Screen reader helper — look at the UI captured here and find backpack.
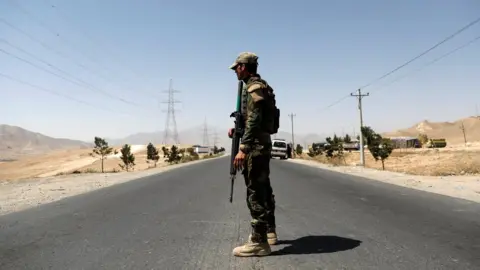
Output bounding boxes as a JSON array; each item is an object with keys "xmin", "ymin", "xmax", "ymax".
[{"xmin": 245, "ymin": 77, "xmax": 280, "ymax": 135}]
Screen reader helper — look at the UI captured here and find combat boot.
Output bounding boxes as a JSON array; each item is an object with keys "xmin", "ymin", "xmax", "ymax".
[
  {"xmin": 267, "ymin": 228, "xmax": 278, "ymax": 245},
  {"xmin": 232, "ymin": 233, "xmax": 271, "ymax": 257}
]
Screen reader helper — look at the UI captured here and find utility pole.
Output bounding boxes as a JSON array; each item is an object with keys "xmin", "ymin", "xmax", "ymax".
[
  {"xmin": 351, "ymin": 89, "xmax": 369, "ymax": 166},
  {"xmin": 460, "ymin": 121, "xmax": 467, "ymax": 146},
  {"xmin": 476, "ymin": 104, "xmax": 479, "ymax": 119},
  {"xmin": 288, "ymin": 113, "xmax": 296, "ymax": 158},
  {"xmin": 161, "ymin": 79, "xmax": 181, "ymax": 145}
]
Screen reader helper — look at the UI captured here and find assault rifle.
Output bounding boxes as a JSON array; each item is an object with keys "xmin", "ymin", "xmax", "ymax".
[{"xmin": 229, "ymin": 80, "xmax": 244, "ymax": 203}]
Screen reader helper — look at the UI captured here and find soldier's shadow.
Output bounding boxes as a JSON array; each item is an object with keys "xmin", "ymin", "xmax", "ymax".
[{"xmin": 270, "ymin": 235, "xmax": 362, "ymax": 256}]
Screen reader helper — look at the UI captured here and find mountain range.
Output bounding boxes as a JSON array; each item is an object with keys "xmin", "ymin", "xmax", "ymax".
[
  {"xmin": 2, "ymin": 115, "xmax": 478, "ymax": 160},
  {"xmin": 0, "ymin": 124, "xmax": 328, "ymax": 160},
  {"xmin": 382, "ymin": 116, "xmax": 480, "ymax": 145},
  {"xmin": 0, "ymin": 124, "xmax": 92, "ymax": 161}
]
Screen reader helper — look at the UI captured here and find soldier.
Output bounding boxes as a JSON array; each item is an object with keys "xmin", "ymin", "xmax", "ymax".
[{"xmin": 227, "ymin": 52, "xmax": 278, "ymax": 257}]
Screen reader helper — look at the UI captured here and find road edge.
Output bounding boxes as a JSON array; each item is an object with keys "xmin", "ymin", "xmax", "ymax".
[
  {"xmin": 285, "ymin": 158, "xmax": 480, "ymax": 204},
  {"xmin": 0, "ymin": 154, "xmax": 227, "ymax": 216}
]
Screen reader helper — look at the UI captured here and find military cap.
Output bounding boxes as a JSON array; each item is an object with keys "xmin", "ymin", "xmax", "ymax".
[{"xmin": 229, "ymin": 52, "xmax": 259, "ymax": 70}]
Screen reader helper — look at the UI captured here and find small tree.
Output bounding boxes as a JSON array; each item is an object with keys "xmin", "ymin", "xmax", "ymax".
[
  {"xmin": 178, "ymin": 148, "xmax": 186, "ymax": 160},
  {"xmin": 186, "ymin": 147, "xmax": 199, "ymax": 160},
  {"xmin": 307, "ymin": 143, "xmax": 322, "ymax": 157},
  {"xmin": 362, "ymin": 127, "xmax": 394, "ymax": 170},
  {"xmin": 91, "ymin": 137, "xmax": 115, "ymax": 173},
  {"xmin": 161, "ymin": 146, "xmax": 170, "ymax": 158},
  {"xmin": 369, "ymin": 137, "xmax": 394, "ymax": 170},
  {"xmin": 361, "ymin": 126, "xmax": 376, "ymax": 145},
  {"xmin": 332, "ymin": 133, "xmax": 342, "ymax": 144},
  {"xmin": 118, "ymin": 144, "xmax": 135, "ymax": 171},
  {"xmin": 344, "ymin": 134, "xmax": 352, "ymax": 143},
  {"xmin": 295, "ymin": 144, "xmax": 303, "ymax": 155},
  {"xmin": 146, "ymin": 142, "xmax": 160, "ymax": 167},
  {"xmin": 165, "ymin": 145, "xmax": 182, "ymax": 164}
]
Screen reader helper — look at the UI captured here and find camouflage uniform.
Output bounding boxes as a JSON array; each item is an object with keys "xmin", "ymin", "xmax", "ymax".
[{"xmin": 229, "ymin": 52, "xmax": 278, "ymax": 257}]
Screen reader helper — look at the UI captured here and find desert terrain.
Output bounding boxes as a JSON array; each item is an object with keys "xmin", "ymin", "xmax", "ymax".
[
  {"xmin": 300, "ymin": 116, "xmax": 480, "ymax": 176},
  {"xmin": 1, "ymin": 116, "xmax": 479, "ymax": 215},
  {"xmin": 2, "ymin": 116, "xmax": 480, "ymax": 180},
  {"xmin": 0, "ymin": 125, "xmax": 225, "ymax": 215},
  {"xmin": 0, "ymin": 142, "xmax": 204, "ymax": 182},
  {"xmin": 291, "ymin": 116, "xmax": 480, "ymax": 203}
]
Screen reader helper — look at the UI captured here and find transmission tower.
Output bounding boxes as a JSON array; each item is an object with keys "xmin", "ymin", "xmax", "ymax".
[
  {"xmin": 212, "ymin": 128, "xmax": 220, "ymax": 147},
  {"xmin": 161, "ymin": 79, "xmax": 181, "ymax": 145},
  {"xmin": 202, "ymin": 117, "xmax": 210, "ymax": 146}
]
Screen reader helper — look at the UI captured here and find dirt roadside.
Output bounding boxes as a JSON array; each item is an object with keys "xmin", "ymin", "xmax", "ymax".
[
  {"xmin": 0, "ymin": 155, "xmax": 224, "ymax": 216},
  {"xmin": 287, "ymin": 158, "xmax": 480, "ymax": 204}
]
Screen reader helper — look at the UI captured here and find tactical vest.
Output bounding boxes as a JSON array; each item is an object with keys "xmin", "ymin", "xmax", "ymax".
[{"xmin": 241, "ymin": 76, "xmax": 280, "ymax": 135}]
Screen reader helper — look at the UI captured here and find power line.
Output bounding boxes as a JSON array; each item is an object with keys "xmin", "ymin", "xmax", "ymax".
[
  {"xmin": 368, "ymin": 34, "xmax": 480, "ymax": 95},
  {"xmin": 0, "ymin": 18, "xmax": 110, "ymax": 82},
  {"xmin": 1, "ymin": 38, "xmax": 157, "ymax": 101},
  {"xmin": 4, "ymin": 1, "xmax": 158, "ymax": 99},
  {"xmin": 7, "ymin": 0, "xmax": 116, "ymax": 79},
  {"xmin": 42, "ymin": 0, "xmax": 150, "ymax": 83},
  {"xmin": 317, "ymin": 94, "xmax": 351, "ymax": 112},
  {"xmin": 0, "ymin": 47, "xmax": 145, "ymax": 108},
  {"xmin": 0, "ymin": 72, "xmax": 131, "ymax": 116},
  {"xmin": 317, "ymin": 23, "xmax": 480, "ymax": 113},
  {"xmin": 1, "ymin": 39, "xmax": 78, "ymax": 82},
  {"xmin": 359, "ymin": 15, "xmax": 480, "ymax": 90}
]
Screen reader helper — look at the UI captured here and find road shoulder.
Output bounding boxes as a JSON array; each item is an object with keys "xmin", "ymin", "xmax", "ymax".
[
  {"xmin": 286, "ymin": 158, "xmax": 480, "ymax": 204},
  {"xmin": 0, "ymin": 155, "xmax": 226, "ymax": 216}
]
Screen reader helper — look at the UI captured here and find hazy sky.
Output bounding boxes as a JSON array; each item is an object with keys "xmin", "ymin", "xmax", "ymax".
[{"xmin": 1, "ymin": 0, "xmax": 479, "ymax": 141}]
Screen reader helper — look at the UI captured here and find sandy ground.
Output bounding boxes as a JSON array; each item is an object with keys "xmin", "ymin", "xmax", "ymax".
[
  {"xmin": 0, "ymin": 144, "xmax": 194, "ymax": 181},
  {"xmin": 0, "ymin": 154, "xmax": 224, "ymax": 216},
  {"xmin": 295, "ymin": 142, "xmax": 480, "ymax": 203},
  {"xmin": 288, "ymin": 157, "xmax": 480, "ymax": 204},
  {"xmin": 302, "ymin": 142, "xmax": 480, "ymax": 176}
]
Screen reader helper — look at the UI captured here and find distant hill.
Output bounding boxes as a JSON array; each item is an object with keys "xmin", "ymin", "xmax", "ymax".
[
  {"xmin": 108, "ymin": 127, "xmax": 329, "ymax": 152},
  {"xmin": 0, "ymin": 124, "xmax": 92, "ymax": 160},
  {"xmin": 0, "ymin": 123, "xmax": 331, "ymax": 161},
  {"xmin": 106, "ymin": 125, "xmax": 229, "ymax": 147},
  {"xmin": 382, "ymin": 116, "xmax": 480, "ymax": 145}
]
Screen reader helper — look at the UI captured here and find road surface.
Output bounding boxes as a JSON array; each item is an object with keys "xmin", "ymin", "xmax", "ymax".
[{"xmin": 1, "ymin": 157, "xmax": 479, "ymax": 269}]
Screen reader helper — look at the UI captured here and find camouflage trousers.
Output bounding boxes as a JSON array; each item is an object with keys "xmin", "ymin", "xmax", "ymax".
[{"xmin": 242, "ymin": 150, "xmax": 276, "ymax": 239}]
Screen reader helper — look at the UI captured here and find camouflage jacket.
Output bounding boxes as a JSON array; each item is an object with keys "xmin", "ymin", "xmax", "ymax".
[{"xmin": 239, "ymin": 75, "xmax": 272, "ymax": 154}]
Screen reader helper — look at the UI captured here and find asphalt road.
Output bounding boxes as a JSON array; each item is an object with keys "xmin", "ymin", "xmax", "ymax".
[{"xmin": 1, "ymin": 156, "xmax": 479, "ymax": 269}]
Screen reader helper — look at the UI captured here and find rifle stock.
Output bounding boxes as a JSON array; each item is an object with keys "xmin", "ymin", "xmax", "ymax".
[{"xmin": 229, "ymin": 80, "xmax": 244, "ymax": 203}]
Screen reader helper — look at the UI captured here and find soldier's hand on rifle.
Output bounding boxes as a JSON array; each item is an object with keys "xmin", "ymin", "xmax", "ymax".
[
  {"xmin": 233, "ymin": 150, "xmax": 245, "ymax": 170},
  {"xmin": 228, "ymin": 128, "xmax": 234, "ymax": 138}
]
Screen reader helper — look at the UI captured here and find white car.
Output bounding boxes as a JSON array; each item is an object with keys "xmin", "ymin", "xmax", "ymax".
[{"xmin": 271, "ymin": 139, "xmax": 289, "ymax": 159}]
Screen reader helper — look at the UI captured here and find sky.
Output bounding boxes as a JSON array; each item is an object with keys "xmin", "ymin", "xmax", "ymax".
[{"xmin": 1, "ymin": 0, "xmax": 479, "ymax": 142}]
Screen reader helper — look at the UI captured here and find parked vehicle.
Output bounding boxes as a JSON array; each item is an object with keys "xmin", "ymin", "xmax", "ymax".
[
  {"xmin": 271, "ymin": 139, "xmax": 289, "ymax": 159},
  {"xmin": 343, "ymin": 141, "xmax": 360, "ymax": 151},
  {"xmin": 425, "ymin": 138, "xmax": 447, "ymax": 148}
]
